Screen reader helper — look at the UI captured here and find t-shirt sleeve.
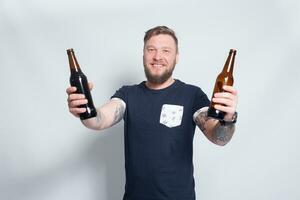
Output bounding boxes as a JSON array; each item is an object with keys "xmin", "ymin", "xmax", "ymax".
[
  {"xmin": 111, "ymin": 86, "xmax": 128, "ymax": 104},
  {"xmin": 193, "ymin": 87, "xmax": 210, "ymax": 114}
]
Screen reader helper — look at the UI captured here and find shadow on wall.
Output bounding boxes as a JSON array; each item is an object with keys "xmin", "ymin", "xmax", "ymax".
[
  {"xmin": 86, "ymin": 126, "xmax": 125, "ymax": 200},
  {"xmin": 3, "ymin": 126, "xmax": 125, "ymax": 200},
  {"xmin": 2, "ymin": 71, "xmax": 138, "ymax": 200}
]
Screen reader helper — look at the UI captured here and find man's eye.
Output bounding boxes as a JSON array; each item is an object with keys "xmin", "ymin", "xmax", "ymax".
[
  {"xmin": 163, "ymin": 49, "xmax": 170, "ymax": 53},
  {"xmin": 148, "ymin": 48, "xmax": 155, "ymax": 52}
]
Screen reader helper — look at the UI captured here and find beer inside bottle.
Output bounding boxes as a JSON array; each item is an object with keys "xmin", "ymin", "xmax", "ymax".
[
  {"xmin": 207, "ymin": 49, "xmax": 236, "ymax": 120},
  {"xmin": 67, "ymin": 48, "xmax": 97, "ymax": 120}
]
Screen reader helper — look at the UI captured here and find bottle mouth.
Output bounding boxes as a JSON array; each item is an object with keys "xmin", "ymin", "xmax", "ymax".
[
  {"xmin": 67, "ymin": 48, "xmax": 74, "ymax": 53},
  {"xmin": 230, "ymin": 49, "xmax": 237, "ymax": 55}
]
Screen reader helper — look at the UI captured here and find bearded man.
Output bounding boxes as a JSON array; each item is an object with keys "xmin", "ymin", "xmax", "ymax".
[{"xmin": 66, "ymin": 26, "xmax": 238, "ymax": 200}]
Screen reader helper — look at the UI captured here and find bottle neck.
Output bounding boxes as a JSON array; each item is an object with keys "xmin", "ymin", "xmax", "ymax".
[
  {"xmin": 222, "ymin": 49, "xmax": 236, "ymax": 75},
  {"xmin": 67, "ymin": 49, "xmax": 82, "ymax": 73}
]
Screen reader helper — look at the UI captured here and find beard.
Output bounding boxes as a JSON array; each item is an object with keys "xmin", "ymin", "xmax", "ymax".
[{"xmin": 143, "ymin": 61, "xmax": 176, "ymax": 85}]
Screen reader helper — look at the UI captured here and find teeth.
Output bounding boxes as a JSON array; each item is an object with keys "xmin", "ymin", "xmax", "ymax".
[{"xmin": 153, "ymin": 64, "xmax": 163, "ymax": 67}]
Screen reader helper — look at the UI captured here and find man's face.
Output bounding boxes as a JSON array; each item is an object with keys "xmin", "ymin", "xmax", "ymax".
[{"xmin": 143, "ymin": 34, "xmax": 179, "ymax": 84}]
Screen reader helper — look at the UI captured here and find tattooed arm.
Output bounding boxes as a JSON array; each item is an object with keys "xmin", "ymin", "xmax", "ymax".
[
  {"xmin": 193, "ymin": 85, "xmax": 238, "ymax": 145},
  {"xmin": 81, "ymin": 97, "xmax": 126, "ymax": 130},
  {"xmin": 193, "ymin": 107, "xmax": 235, "ymax": 146}
]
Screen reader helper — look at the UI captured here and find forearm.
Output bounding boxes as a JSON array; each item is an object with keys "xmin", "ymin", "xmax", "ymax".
[
  {"xmin": 210, "ymin": 121, "xmax": 235, "ymax": 146},
  {"xmin": 81, "ymin": 98, "xmax": 125, "ymax": 131},
  {"xmin": 81, "ymin": 109, "xmax": 104, "ymax": 130},
  {"xmin": 194, "ymin": 107, "xmax": 236, "ymax": 146}
]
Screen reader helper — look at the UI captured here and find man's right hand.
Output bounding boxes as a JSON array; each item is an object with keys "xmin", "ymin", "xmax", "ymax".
[
  {"xmin": 66, "ymin": 82, "xmax": 94, "ymax": 118},
  {"xmin": 66, "ymin": 82, "xmax": 126, "ymax": 130}
]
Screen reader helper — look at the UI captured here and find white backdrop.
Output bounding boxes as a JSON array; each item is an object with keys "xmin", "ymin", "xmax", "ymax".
[{"xmin": 1, "ymin": 0, "xmax": 299, "ymax": 199}]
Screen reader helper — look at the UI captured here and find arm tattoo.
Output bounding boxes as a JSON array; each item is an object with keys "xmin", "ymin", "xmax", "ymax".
[
  {"xmin": 211, "ymin": 123, "xmax": 235, "ymax": 146},
  {"xmin": 194, "ymin": 107, "xmax": 235, "ymax": 146},
  {"xmin": 194, "ymin": 109, "xmax": 210, "ymax": 133},
  {"xmin": 113, "ymin": 103, "xmax": 125, "ymax": 124}
]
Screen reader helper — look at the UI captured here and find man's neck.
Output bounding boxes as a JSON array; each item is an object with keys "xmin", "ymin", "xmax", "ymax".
[{"xmin": 145, "ymin": 77, "xmax": 175, "ymax": 90}]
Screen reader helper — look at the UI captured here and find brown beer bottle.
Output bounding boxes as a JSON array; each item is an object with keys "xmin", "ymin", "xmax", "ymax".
[
  {"xmin": 207, "ymin": 49, "xmax": 236, "ymax": 120},
  {"xmin": 67, "ymin": 48, "xmax": 97, "ymax": 120}
]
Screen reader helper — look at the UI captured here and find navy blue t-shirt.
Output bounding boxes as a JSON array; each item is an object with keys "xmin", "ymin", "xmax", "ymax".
[{"xmin": 111, "ymin": 79, "xmax": 210, "ymax": 200}]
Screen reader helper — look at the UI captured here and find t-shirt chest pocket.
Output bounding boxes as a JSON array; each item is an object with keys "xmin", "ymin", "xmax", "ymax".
[{"xmin": 159, "ymin": 104, "xmax": 184, "ymax": 128}]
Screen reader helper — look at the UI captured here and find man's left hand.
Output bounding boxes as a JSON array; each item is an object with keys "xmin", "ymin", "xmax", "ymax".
[{"xmin": 211, "ymin": 85, "xmax": 238, "ymax": 121}]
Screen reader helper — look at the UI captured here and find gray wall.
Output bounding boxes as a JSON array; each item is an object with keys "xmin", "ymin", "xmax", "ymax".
[{"xmin": 1, "ymin": 0, "xmax": 299, "ymax": 199}]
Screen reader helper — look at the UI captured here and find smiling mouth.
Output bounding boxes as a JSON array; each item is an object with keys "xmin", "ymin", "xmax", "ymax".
[{"xmin": 151, "ymin": 63, "xmax": 164, "ymax": 68}]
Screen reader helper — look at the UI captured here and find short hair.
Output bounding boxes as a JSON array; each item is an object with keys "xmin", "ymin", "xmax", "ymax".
[{"xmin": 144, "ymin": 26, "xmax": 178, "ymax": 51}]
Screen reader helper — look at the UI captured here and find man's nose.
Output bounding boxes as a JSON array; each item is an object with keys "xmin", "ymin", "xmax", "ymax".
[{"xmin": 153, "ymin": 51, "xmax": 162, "ymax": 60}]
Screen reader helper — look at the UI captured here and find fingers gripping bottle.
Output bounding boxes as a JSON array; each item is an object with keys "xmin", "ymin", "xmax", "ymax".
[
  {"xmin": 67, "ymin": 48, "xmax": 97, "ymax": 120},
  {"xmin": 207, "ymin": 49, "xmax": 236, "ymax": 120}
]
